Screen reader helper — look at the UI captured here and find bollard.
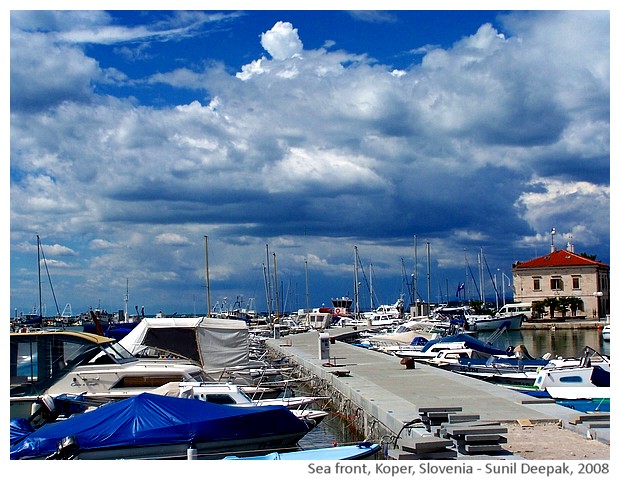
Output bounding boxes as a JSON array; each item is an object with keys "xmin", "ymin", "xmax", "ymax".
[{"xmin": 400, "ymin": 357, "xmax": 415, "ymax": 369}]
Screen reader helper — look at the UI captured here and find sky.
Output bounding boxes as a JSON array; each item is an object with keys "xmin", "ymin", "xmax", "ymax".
[{"xmin": 7, "ymin": 6, "xmax": 612, "ymax": 319}]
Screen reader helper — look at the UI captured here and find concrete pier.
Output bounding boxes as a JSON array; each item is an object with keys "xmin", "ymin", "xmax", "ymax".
[{"xmin": 264, "ymin": 327, "xmax": 609, "ymax": 458}]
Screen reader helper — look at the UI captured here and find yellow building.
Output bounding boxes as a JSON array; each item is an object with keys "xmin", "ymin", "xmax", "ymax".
[{"xmin": 512, "ymin": 244, "xmax": 610, "ymax": 319}]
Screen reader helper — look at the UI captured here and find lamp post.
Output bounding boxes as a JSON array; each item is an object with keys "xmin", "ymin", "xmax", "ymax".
[{"xmin": 593, "ymin": 291, "xmax": 603, "ymax": 319}]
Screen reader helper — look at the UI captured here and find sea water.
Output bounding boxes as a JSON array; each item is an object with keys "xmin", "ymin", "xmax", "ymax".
[
  {"xmin": 298, "ymin": 411, "xmax": 363, "ymax": 449},
  {"xmin": 477, "ymin": 327, "xmax": 610, "ymax": 358}
]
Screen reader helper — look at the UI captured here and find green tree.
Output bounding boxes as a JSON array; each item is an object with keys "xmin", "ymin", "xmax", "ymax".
[
  {"xmin": 532, "ymin": 301, "xmax": 545, "ymax": 319},
  {"xmin": 544, "ymin": 297, "xmax": 560, "ymax": 319},
  {"xmin": 556, "ymin": 297, "xmax": 571, "ymax": 318},
  {"xmin": 564, "ymin": 296, "xmax": 581, "ymax": 317}
]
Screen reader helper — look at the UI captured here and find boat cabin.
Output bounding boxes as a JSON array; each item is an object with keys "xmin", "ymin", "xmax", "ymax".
[{"xmin": 10, "ymin": 331, "xmax": 209, "ymax": 419}]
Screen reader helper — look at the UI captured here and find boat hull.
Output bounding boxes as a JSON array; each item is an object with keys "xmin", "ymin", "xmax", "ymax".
[
  {"xmin": 10, "ymin": 393, "xmax": 311, "ymax": 460},
  {"xmin": 223, "ymin": 442, "xmax": 381, "ymax": 460},
  {"xmin": 601, "ymin": 325, "xmax": 610, "ymax": 341},
  {"xmin": 71, "ymin": 431, "xmax": 310, "ymax": 460},
  {"xmin": 466, "ymin": 314, "xmax": 524, "ymax": 331}
]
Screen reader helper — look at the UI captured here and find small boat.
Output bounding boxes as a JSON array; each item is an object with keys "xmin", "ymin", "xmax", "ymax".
[
  {"xmin": 152, "ymin": 381, "xmax": 330, "ymax": 426},
  {"xmin": 362, "ymin": 297, "xmax": 405, "ymax": 324},
  {"xmin": 518, "ymin": 346, "xmax": 611, "ymax": 410},
  {"xmin": 534, "ymin": 363, "xmax": 610, "ymax": 393},
  {"xmin": 223, "ymin": 441, "xmax": 382, "ymax": 460},
  {"xmin": 10, "ymin": 330, "xmax": 211, "ymax": 421},
  {"xmin": 465, "ymin": 312, "xmax": 524, "ymax": 331},
  {"xmin": 432, "ymin": 344, "xmax": 551, "ymax": 387},
  {"xmin": 393, "ymin": 326, "xmax": 514, "ymax": 363},
  {"xmin": 427, "ymin": 305, "xmax": 523, "ymax": 332},
  {"xmin": 11, "ymin": 392, "xmax": 313, "ymax": 460},
  {"xmin": 601, "ymin": 324, "xmax": 610, "ymax": 341}
]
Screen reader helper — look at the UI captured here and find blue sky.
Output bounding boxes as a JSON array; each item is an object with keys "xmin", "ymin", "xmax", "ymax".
[{"xmin": 8, "ymin": 7, "xmax": 611, "ymax": 318}]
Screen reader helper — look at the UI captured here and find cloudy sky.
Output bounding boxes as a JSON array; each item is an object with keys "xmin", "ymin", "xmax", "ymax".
[{"xmin": 8, "ymin": 8, "xmax": 611, "ymax": 318}]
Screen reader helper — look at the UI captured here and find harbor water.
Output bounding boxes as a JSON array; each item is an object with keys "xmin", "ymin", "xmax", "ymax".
[
  {"xmin": 298, "ymin": 412, "xmax": 364, "ymax": 449},
  {"xmin": 477, "ymin": 326, "xmax": 610, "ymax": 358}
]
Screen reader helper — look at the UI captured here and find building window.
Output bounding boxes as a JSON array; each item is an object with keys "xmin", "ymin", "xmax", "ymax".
[
  {"xmin": 533, "ymin": 278, "xmax": 541, "ymax": 291},
  {"xmin": 572, "ymin": 276, "xmax": 581, "ymax": 290},
  {"xmin": 550, "ymin": 278, "xmax": 563, "ymax": 291}
]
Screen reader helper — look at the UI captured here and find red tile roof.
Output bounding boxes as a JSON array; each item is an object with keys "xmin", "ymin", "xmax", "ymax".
[{"xmin": 514, "ymin": 249, "xmax": 608, "ymax": 269}]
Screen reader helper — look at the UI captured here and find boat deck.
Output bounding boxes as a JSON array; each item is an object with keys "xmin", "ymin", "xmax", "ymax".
[{"xmin": 264, "ymin": 328, "xmax": 609, "ymax": 446}]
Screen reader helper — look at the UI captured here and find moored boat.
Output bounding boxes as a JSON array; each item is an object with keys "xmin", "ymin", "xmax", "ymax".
[
  {"xmin": 515, "ymin": 346, "xmax": 611, "ymax": 411},
  {"xmin": 152, "ymin": 381, "xmax": 330, "ymax": 426},
  {"xmin": 465, "ymin": 312, "xmax": 524, "ymax": 331},
  {"xmin": 11, "ymin": 392, "xmax": 313, "ymax": 460},
  {"xmin": 223, "ymin": 441, "xmax": 381, "ymax": 460},
  {"xmin": 392, "ymin": 328, "xmax": 514, "ymax": 363},
  {"xmin": 601, "ymin": 324, "xmax": 610, "ymax": 341},
  {"xmin": 10, "ymin": 330, "xmax": 210, "ymax": 420}
]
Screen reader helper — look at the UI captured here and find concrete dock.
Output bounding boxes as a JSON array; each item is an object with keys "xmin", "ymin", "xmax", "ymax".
[{"xmin": 264, "ymin": 327, "xmax": 610, "ymax": 458}]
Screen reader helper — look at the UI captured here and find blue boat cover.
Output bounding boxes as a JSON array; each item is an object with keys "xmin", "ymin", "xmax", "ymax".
[
  {"xmin": 10, "ymin": 418, "xmax": 35, "ymax": 446},
  {"xmin": 421, "ymin": 333, "xmax": 511, "ymax": 356},
  {"xmin": 10, "ymin": 393, "xmax": 309, "ymax": 460}
]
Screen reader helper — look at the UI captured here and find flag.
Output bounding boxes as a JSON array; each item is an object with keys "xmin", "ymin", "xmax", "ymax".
[{"xmin": 456, "ymin": 283, "xmax": 465, "ymax": 296}]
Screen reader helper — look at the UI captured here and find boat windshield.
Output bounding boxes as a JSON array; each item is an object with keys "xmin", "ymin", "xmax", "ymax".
[
  {"xmin": 10, "ymin": 333, "xmax": 134, "ymax": 397},
  {"xmin": 99, "ymin": 342, "xmax": 137, "ymax": 364}
]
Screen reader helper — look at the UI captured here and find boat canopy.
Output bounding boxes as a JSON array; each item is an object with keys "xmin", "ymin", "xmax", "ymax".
[
  {"xmin": 11, "ymin": 392, "xmax": 308, "ymax": 460},
  {"xmin": 119, "ymin": 317, "xmax": 249, "ymax": 371},
  {"xmin": 421, "ymin": 333, "xmax": 511, "ymax": 357}
]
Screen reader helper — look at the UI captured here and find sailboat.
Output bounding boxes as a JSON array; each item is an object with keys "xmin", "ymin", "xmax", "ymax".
[{"xmin": 13, "ymin": 235, "xmax": 61, "ymax": 329}]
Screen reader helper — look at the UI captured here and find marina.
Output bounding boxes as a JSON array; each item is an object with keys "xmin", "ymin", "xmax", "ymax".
[
  {"xmin": 262, "ymin": 321, "xmax": 610, "ymax": 460},
  {"xmin": 10, "ymin": 314, "xmax": 610, "ymax": 460}
]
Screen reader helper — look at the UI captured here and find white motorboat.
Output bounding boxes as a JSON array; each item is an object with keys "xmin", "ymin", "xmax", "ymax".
[
  {"xmin": 362, "ymin": 297, "xmax": 405, "ymax": 323},
  {"xmin": 153, "ymin": 381, "xmax": 330, "ymax": 426},
  {"xmin": 465, "ymin": 312, "xmax": 524, "ymax": 331},
  {"xmin": 533, "ymin": 346, "xmax": 610, "ymax": 400},
  {"xmin": 10, "ymin": 330, "xmax": 211, "ymax": 421},
  {"xmin": 601, "ymin": 324, "xmax": 610, "ymax": 341},
  {"xmin": 393, "ymin": 330, "xmax": 512, "ymax": 363}
]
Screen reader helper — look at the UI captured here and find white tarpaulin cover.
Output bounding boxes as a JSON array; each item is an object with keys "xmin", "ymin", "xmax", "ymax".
[{"xmin": 119, "ymin": 317, "xmax": 249, "ymax": 371}]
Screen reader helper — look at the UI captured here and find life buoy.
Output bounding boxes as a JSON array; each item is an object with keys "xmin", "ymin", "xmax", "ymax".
[{"xmin": 335, "ymin": 308, "xmax": 341, "ymax": 315}]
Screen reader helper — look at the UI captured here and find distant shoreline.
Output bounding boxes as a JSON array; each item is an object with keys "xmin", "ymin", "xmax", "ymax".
[{"xmin": 521, "ymin": 319, "xmax": 607, "ymax": 330}]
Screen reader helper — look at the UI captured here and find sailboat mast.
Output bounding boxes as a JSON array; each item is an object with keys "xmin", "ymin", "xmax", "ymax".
[
  {"xmin": 479, "ymin": 247, "xmax": 485, "ymax": 304},
  {"xmin": 263, "ymin": 264, "xmax": 271, "ymax": 319},
  {"xmin": 272, "ymin": 252, "xmax": 279, "ymax": 317},
  {"xmin": 37, "ymin": 234, "xmax": 42, "ymax": 322},
  {"xmin": 369, "ymin": 262, "xmax": 374, "ymax": 311},
  {"xmin": 305, "ymin": 260, "xmax": 309, "ymax": 313},
  {"xmin": 354, "ymin": 246, "xmax": 360, "ymax": 318},
  {"xmin": 124, "ymin": 278, "xmax": 129, "ymax": 322},
  {"xmin": 265, "ymin": 244, "xmax": 272, "ymax": 316},
  {"xmin": 426, "ymin": 242, "xmax": 431, "ymax": 313},
  {"xmin": 204, "ymin": 236, "xmax": 211, "ymax": 316},
  {"xmin": 413, "ymin": 235, "xmax": 418, "ymax": 303}
]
